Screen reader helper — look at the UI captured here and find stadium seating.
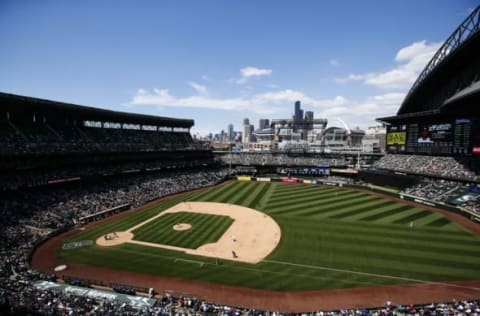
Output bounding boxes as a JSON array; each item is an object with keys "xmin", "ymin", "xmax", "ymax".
[
  {"xmin": 1, "ymin": 92, "xmax": 480, "ymax": 313},
  {"xmin": 0, "ymin": 122, "xmax": 196, "ymax": 155},
  {"xmin": 373, "ymin": 154, "xmax": 480, "ymax": 181}
]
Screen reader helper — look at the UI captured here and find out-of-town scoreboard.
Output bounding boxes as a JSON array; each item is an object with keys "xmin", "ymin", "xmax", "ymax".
[{"xmin": 386, "ymin": 119, "xmax": 480, "ymax": 156}]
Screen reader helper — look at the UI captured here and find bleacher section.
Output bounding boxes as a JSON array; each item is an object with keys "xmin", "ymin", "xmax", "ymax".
[
  {"xmin": 218, "ymin": 152, "xmax": 349, "ymax": 166},
  {"xmin": 373, "ymin": 154, "xmax": 480, "ymax": 181},
  {"xmin": 0, "ymin": 114, "xmax": 195, "ymax": 156},
  {"xmin": 0, "ymin": 92, "xmax": 214, "ymax": 192}
]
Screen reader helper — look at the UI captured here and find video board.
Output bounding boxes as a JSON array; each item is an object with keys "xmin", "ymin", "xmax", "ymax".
[
  {"xmin": 408, "ymin": 122, "xmax": 453, "ymax": 155},
  {"xmin": 388, "ymin": 119, "xmax": 479, "ymax": 155},
  {"xmin": 386, "ymin": 124, "xmax": 406, "ymax": 153}
]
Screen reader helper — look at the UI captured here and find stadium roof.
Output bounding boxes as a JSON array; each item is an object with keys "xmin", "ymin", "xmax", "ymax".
[
  {"xmin": 443, "ymin": 80, "xmax": 480, "ymax": 106},
  {"xmin": 0, "ymin": 92, "xmax": 194, "ymax": 128},
  {"xmin": 378, "ymin": 6, "xmax": 480, "ymax": 123}
]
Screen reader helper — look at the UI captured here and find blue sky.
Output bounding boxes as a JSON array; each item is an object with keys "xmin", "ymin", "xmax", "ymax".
[{"xmin": 0, "ymin": 0, "xmax": 476, "ymax": 136}]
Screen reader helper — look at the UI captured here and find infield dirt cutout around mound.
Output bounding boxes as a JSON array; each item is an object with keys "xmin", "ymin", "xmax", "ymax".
[
  {"xmin": 96, "ymin": 202, "xmax": 281, "ymax": 264},
  {"xmin": 173, "ymin": 223, "xmax": 192, "ymax": 231}
]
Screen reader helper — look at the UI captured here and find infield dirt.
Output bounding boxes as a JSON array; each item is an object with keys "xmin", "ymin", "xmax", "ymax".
[{"xmin": 95, "ymin": 201, "xmax": 281, "ymax": 264}]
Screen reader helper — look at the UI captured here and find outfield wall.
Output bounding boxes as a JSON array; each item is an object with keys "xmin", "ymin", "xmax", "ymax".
[{"xmin": 236, "ymin": 175, "xmax": 480, "ymax": 222}]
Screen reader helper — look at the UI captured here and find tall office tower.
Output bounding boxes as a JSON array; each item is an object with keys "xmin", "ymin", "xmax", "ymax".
[
  {"xmin": 227, "ymin": 123, "xmax": 234, "ymax": 142},
  {"xmin": 294, "ymin": 101, "xmax": 303, "ymax": 120},
  {"xmin": 293, "ymin": 101, "xmax": 304, "ymax": 131},
  {"xmin": 305, "ymin": 111, "xmax": 314, "ymax": 121},
  {"xmin": 249, "ymin": 124, "xmax": 255, "ymax": 142},
  {"xmin": 259, "ymin": 118, "xmax": 270, "ymax": 130},
  {"xmin": 243, "ymin": 118, "xmax": 251, "ymax": 144}
]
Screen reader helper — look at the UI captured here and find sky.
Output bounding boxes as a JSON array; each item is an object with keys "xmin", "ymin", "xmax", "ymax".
[{"xmin": 0, "ymin": 0, "xmax": 477, "ymax": 137}]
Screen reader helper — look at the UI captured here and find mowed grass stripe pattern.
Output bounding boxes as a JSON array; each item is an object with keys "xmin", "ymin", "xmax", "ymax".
[
  {"xmin": 58, "ymin": 181, "xmax": 480, "ymax": 291},
  {"xmin": 132, "ymin": 212, "xmax": 234, "ymax": 249}
]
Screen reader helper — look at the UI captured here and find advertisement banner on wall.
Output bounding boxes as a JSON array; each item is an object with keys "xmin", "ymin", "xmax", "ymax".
[{"xmin": 281, "ymin": 177, "xmax": 298, "ymax": 183}]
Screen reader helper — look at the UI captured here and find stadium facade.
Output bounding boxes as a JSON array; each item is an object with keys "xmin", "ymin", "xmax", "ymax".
[{"xmin": 0, "ymin": 92, "xmax": 216, "ymax": 191}]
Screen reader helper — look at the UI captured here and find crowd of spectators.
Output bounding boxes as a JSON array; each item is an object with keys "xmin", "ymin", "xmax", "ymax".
[
  {"xmin": 0, "ymin": 168, "xmax": 229, "ymax": 241},
  {"xmin": 1, "ymin": 166, "xmax": 480, "ymax": 314},
  {"xmin": 1, "ymin": 158, "xmax": 215, "ymax": 192},
  {"xmin": 0, "ymin": 166, "xmax": 231, "ymax": 314},
  {"xmin": 401, "ymin": 178, "xmax": 480, "ymax": 214},
  {"xmin": 1, "ymin": 116, "xmax": 480, "ymax": 314},
  {"xmin": 234, "ymin": 166, "xmax": 258, "ymax": 175},
  {"xmin": 0, "ymin": 122, "xmax": 203, "ymax": 156},
  {"xmin": 320, "ymin": 176, "xmax": 357, "ymax": 185},
  {"xmin": 373, "ymin": 155, "xmax": 480, "ymax": 181},
  {"xmin": 112, "ymin": 284, "xmax": 136, "ymax": 296},
  {"xmin": 3, "ymin": 281, "xmax": 480, "ymax": 316},
  {"xmin": 218, "ymin": 153, "xmax": 347, "ymax": 167}
]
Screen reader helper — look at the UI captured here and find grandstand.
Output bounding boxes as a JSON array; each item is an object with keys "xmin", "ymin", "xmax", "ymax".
[
  {"xmin": 0, "ymin": 92, "xmax": 196, "ymax": 154},
  {"xmin": 0, "ymin": 92, "xmax": 230, "ymax": 314},
  {"xmin": 373, "ymin": 6, "xmax": 480, "ymax": 214},
  {"xmin": 0, "ymin": 92, "xmax": 219, "ymax": 191}
]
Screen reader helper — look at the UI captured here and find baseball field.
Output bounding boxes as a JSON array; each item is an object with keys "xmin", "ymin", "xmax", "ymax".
[{"xmin": 53, "ymin": 180, "xmax": 480, "ymax": 293}]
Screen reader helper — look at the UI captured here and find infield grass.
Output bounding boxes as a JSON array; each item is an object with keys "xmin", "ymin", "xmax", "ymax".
[
  {"xmin": 132, "ymin": 212, "xmax": 233, "ymax": 248},
  {"xmin": 57, "ymin": 181, "xmax": 480, "ymax": 291}
]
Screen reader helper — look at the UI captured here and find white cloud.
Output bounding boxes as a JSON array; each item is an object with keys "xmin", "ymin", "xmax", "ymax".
[
  {"xmin": 131, "ymin": 88, "xmax": 279, "ymax": 114},
  {"xmin": 188, "ymin": 81, "xmax": 208, "ymax": 95},
  {"xmin": 320, "ymin": 92, "xmax": 405, "ymax": 129},
  {"xmin": 254, "ymin": 89, "xmax": 348, "ymax": 109},
  {"xmin": 356, "ymin": 92, "xmax": 405, "ymax": 115},
  {"xmin": 130, "ymin": 86, "xmax": 350, "ymax": 117},
  {"xmin": 395, "ymin": 40, "xmax": 434, "ymax": 62},
  {"xmin": 255, "ymin": 89, "xmax": 307, "ymax": 103},
  {"xmin": 241, "ymin": 66, "xmax": 272, "ymax": 77},
  {"xmin": 335, "ymin": 74, "xmax": 365, "ymax": 83},
  {"xmin": 236, "ymin": 66, "xmax": 272, "ymax": 84},
  {"xmin": 336, "ymin": 40, "xmax": 442, "ymax": 89},
  {"xmin": 329, "ymin": 58, "xmax": 340, "ymax": 66},
  {"xmin": 130, "ymin": 85, "xmax": 404, "ymax": 131}
]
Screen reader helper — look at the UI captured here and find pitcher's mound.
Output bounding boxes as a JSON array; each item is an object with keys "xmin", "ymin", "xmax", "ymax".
[
  {"xmin": 173, "ymin": 223, "xmax": 192, "ymax": 231},
  {"xmin": 96, "ymin": 231, "xmax": 133, "ymax": 246}
]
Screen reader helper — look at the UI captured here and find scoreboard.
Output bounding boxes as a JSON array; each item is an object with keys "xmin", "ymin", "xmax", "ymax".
[
  {"xmin": 453, "ymin": 119, "xmax": 471, "ymax": 155},
  {"xmin": 386, "ymin": 118, "xmax": 480, "ymax": 155},
  {"xmin": 386, "ymin": 124, "xmax": 406, "ymax": 153}
]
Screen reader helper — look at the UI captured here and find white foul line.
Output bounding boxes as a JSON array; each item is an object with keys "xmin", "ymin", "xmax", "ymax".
[{"xmin": 263, "ymin": 259, "xmax": 480, "ymax": 291}]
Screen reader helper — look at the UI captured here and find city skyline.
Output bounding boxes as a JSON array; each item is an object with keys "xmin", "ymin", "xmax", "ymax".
[{"xmin": 0, "ymin": 1, "xmax": 476, "ymax": 136}]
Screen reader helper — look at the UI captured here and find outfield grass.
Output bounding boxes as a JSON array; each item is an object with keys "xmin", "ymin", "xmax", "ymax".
[
  {"xmin": 57, "ymin": 181, "xmax": 480, "ymax": 291},
  {"xmin": 132, "ymin": 212, "xmax": 233, "ymax": 248}
]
